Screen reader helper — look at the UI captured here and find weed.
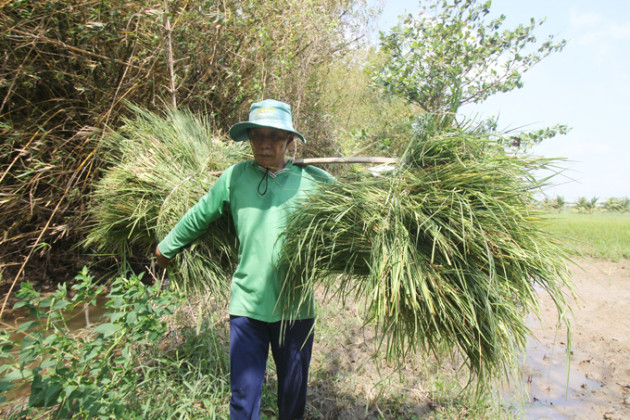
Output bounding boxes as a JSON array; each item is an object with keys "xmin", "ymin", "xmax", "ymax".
[{"xmin": 0, "ymin": 267, "xmax": 181, "ymax": 418}]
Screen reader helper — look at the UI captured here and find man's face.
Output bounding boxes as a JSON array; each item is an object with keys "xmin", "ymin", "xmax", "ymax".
[{"xmin": 249, "ymin": 127, "xmax": 294, "ymax": 170}]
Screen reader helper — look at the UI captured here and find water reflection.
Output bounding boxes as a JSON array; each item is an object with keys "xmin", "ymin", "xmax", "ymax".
[
  {"xmin": 505, "ymin": 318, "xmax": 602, "ymax": 419},
  {"xmin": 1, "ymin": 295, "xmax": 109, "ymax": 404}
]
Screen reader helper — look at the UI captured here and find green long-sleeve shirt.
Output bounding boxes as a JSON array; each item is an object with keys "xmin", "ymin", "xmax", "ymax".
[{"xmin": 157, "ymin": 159, "xmax": 332, "ymax": 322}]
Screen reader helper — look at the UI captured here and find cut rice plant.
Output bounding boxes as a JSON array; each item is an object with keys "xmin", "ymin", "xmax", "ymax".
[
  {"xmin": 85, "ymin": 105, "xmax": 246, "ymax": 294},
  {"xmin": 278, "ymin": 123, "xmax": 575, "ymax": 386}
]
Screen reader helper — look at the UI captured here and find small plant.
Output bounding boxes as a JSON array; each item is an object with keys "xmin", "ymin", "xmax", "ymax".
[{"xmin": 0, "ymin": 267, "xmax": 181, "ymax": 418}]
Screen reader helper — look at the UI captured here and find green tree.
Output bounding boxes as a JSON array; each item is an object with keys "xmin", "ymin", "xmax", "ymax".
[
  {"xmin": 602, "ymin": 197, "xmax": 630, "ymax": 213},
  {"xmin": 550, "ymin": 196, "xmax": 566, "ymax": 212},
  {"xmin": 575, "ymin": 197, "xmax": 598, "ymax": 214},
  {"xmin": 373, "ymin": 0, "xmax": 566, "ymax": 115},
  {"xmin": 319, "ymin": 48, "xmax": 419, "ymax": 157}
]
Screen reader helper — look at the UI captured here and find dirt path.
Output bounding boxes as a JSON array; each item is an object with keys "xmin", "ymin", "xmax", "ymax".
[{"xmin": 520, "ymin": 258, "xmax": 630, "ymax": 419}]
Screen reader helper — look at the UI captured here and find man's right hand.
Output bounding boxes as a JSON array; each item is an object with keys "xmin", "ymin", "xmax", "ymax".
[{"xmin": 155, "ymin": 246, "xmax": 172, "ymax": 269}]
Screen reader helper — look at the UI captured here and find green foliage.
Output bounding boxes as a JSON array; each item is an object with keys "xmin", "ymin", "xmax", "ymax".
[
  {"xmin": 132, "ymin": 321, "xmax": 231, "ymax": 419},
  {"xmin": 508, "ymin": 124, "xmax": 571, "ymax": 149},
  {"xmin": 542, "ymin": 213, "xmax": 630, "ymax": 261},
  {"xmin": 373, "ymin": 0, "xmax": 566, "ymax": 115},
  {"xmin": 0, "ymin": 267, "xmax": 181, "ymax": 418},
  {"xmin": 278, "ymin": 115, "xmax": 574, "ymax": 388}
]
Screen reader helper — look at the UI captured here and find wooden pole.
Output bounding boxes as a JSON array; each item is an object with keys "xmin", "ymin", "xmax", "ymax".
[
  {"xmin": 293, "ymin": 157, "xmax": 398, "ymax": 165},
  {"xmin": 208, "ymin": 157, "xmax": 398, "ymax": 177}
]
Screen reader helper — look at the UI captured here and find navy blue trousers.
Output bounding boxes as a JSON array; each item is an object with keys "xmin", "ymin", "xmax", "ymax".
[{"xmin": 229, "ymin": 316, "xmax": 314, "ymax": 420}]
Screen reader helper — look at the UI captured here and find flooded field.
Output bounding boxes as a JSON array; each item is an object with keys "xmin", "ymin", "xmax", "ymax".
[{"xmin": 511, "ymin": 259, "xmax": 630, "ymax": 419}]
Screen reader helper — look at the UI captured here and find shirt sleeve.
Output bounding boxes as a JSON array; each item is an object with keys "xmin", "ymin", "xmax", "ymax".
[
  {"xmin": 157, "ymin": 170, "xmax": 231, "ymax": 259},
  {"xmin": 304, "ymin": 165, "xmax": 335, "ymax": 184}
]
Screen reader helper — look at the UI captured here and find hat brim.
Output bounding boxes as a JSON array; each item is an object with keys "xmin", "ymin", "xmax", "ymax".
[{"xmin": 229, "ymin": 121, "xmax": 306, "ymax": 143}]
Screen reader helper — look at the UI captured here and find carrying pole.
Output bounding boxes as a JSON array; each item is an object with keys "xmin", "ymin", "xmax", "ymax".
[{"xmin": 293, "ymin": 157, "xmax": 397, "ymax": 165}]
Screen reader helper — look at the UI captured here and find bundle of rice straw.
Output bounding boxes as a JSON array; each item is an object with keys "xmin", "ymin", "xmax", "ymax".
[
  {"xmin": 86, "ymin": 106, "xmax": 246, "ymax": 294},
  {"xmin": 278, "ymin": 122, "xmax": 574, "ymax": 383}
]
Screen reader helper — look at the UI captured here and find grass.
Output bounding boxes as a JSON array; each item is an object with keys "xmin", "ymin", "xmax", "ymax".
[
  {"xmin": 306, "ymin": 290, "xmax": 513, "ymax": 419},
  {"xmin": 85, "ymin": 105, "xmax": 246, "ymax": 294},
  {"xmin": 541, "ymin": 212, "xmax": 630, "ymax": 261},
  {"xmin": 134, "ymin": 310, "xmax": 232, "ymax": 419}
]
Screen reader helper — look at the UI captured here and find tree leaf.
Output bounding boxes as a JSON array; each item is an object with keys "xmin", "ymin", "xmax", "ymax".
[{"xmin": 93, "ymin": 323, "xmax": 122, "ymax": 337}]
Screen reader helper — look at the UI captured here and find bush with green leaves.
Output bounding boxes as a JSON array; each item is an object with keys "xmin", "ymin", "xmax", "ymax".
[
  {"xmin": 0, "ymin": 267, "xmax": 181, "ymax": 418},
  {"xmin": 371, "ymin": 0, "xmax": 569, "ymax": 150}
]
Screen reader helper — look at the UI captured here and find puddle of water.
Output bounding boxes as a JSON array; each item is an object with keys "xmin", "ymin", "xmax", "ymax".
[
  {"xmin": 503, "ymin": 316, "xmax": 602, "ymax": 419},
  {"xmin": 1, "ymin": 295, "xmax": 109, "ymax": 403},
  {"xmin": 2, "ymin": 294, "xmax": 109, "ymax": 336}
]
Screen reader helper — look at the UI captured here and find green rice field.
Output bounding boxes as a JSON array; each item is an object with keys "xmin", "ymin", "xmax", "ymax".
[{"xmin": 542, "ymin": 212, "xmax": 630, "ymax": 261}]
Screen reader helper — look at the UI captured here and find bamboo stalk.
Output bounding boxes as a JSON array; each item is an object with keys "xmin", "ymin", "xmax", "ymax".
[
  {"xmin": 208, "ymin": 157, "xmax": 399, "ymax": 176},
  {"xmin": 164, "ymin": 1, "xmax": 177, "ymax": 108},
  {"xmin": 293, "ymin": 157, "xmax": 397, "ymax": 165},
  {"xmin": 7, "ymin": 28, "xmax": 143, "ymax": 70}
]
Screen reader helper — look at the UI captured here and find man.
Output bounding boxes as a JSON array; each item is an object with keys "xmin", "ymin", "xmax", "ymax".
[{"xmin": 155, "ymin": 99, "xmax": 332, "ymax": 419}]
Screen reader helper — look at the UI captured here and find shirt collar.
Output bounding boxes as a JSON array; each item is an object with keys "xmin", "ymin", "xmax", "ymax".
[{"xmin": 252, "ymin": 159, "xmax": 293, "ymax": 178}]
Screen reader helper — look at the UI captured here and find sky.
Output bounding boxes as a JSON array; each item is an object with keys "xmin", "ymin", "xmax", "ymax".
[{"xmin": 369, "ymin": 0, "xmax": 630, "ymax": 202}]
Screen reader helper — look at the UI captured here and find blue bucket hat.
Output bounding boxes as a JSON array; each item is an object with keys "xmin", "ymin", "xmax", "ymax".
[{"xmin": 228, "ymin": 99, "xmax": 306, "ymax": 143}]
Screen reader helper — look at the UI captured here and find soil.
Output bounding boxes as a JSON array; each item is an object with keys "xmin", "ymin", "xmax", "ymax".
[
  {"xmin": 514, "ymin": 258, "xmax": 630, "ymax": 420},
  {"xmin": 307, "ymin": 258, "xmax": 630, "ymax": 419}
]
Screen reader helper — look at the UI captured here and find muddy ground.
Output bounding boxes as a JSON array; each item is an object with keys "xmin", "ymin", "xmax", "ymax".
[
  {"xmin": 516, "ymin": 258, "xmax": 630, "ymax": 419},
  {"xmin": 306, "ymin": 258, "xmax": 630, "ymax": 419}
]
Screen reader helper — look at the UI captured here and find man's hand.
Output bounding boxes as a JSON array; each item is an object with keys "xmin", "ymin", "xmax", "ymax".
[{"xmin": 155, "ymin": 246, "xmax": 172, "ymax": 269}]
